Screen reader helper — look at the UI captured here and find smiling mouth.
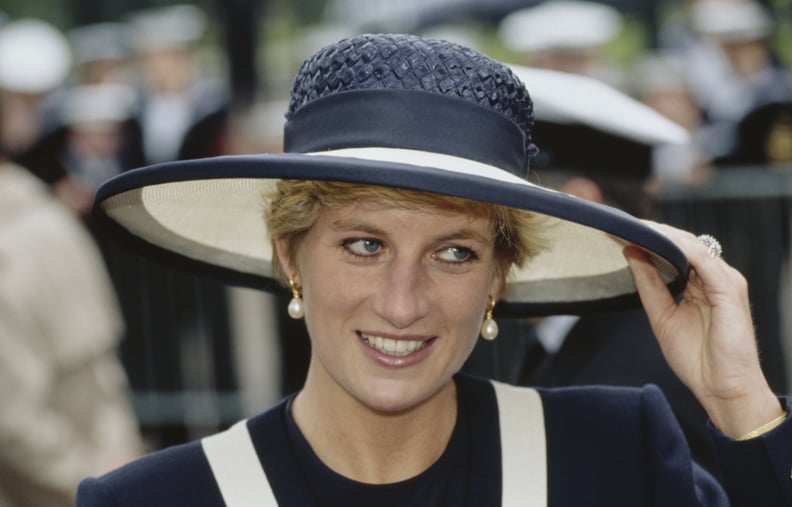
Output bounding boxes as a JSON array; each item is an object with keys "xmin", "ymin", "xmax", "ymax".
[{"xmin": 359, "ymin": 333, "xmax": 431, "ymax": 356}]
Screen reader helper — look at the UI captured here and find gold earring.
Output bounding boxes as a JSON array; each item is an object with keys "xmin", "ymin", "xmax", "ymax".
[
  {"xmin": 480, "ymin": 296, "xmax": 498, "ymax": 340},
  {"xmin": 287, "ymin": 277, "xmax": 304, "ymax": 319}
]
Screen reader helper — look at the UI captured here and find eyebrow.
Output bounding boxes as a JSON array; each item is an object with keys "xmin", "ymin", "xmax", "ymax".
[
  {"xmin": 329, "ymin": 219, "xmax": 386, "ymax": 236},
  {"xmin": 329, "ymin": 218, "xmax": 493, "ymax": 244}
]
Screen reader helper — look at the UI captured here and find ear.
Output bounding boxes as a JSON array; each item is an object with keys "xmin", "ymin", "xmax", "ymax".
[
  {"xmin": 490, "ymin": 260, "xmax": 510, "ymax": 300},
  {"xmin": 273, "ymin": 237, "xmax": 297, "ymax": 282},
  {"xmin": 559, "ymin": 176, "xmax": 604, "ymax": 204}
]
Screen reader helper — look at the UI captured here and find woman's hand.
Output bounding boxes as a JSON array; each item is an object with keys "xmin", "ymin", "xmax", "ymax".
[{"xmin": 624, "ymin": 222, "xmax": 783, "ymax": 439}]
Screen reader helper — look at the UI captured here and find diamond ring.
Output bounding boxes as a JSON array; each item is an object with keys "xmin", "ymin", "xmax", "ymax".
[{"xmin": 696, "ymin": 234, "xmax": 723, "ymax": 258}]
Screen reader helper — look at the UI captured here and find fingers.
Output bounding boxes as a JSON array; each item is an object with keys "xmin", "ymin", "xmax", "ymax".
[
  {"xmin": 623, "ymin": 245, "xmax": 677, "ymax": 325},
  {"xmin": 648, "ymin": 222, "xmax": 724, "ymax": 274},
  {"xmin": 623, "ymin": 221, "xmax": 751, "ymax": 332},
  {"xmin": 639, "ymin": 222, "xmax": 747, "ymax": 303}
]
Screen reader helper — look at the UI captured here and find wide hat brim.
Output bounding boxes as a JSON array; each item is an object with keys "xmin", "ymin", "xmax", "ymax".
[{"xmin": 94, "ymin": 146, "xmax": 688, "ymax": 317}]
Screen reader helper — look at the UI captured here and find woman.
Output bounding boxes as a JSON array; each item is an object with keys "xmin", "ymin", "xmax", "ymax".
[{"xmin": 77, "ymin": 33, "xmax": 789, "ymax": 506}]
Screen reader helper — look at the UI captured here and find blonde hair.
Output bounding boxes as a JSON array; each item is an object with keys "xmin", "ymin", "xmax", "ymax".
[{"xmin": 264, "ymin": 180, "xmax": 547, "ymax": 287}]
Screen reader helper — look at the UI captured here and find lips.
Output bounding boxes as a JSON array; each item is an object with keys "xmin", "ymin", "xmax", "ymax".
[{"xmin": 360, "ymin": 333, "xmax": 431, "ymax": 356}]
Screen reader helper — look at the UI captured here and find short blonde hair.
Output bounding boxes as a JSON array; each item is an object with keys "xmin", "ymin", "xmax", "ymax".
[{"xmin": 264, "ymin": 180, "xmax": 547, "ymax": 287}]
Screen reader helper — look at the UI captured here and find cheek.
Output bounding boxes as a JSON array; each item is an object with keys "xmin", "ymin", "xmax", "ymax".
[
  {"xmin": 442, "ymin": 289, "xmax": 489, "ymax": 369},
  {"xmin": 443, "ymin": 278, "xmax": 493, "ymax": 330},
  {"xmin": 301, "ymin": 262, "xmax": 362, "ymax": 319}
]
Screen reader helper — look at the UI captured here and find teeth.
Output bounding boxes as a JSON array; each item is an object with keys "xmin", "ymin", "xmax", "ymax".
[{"xmin": 362, "ymin": 334, "xmax": 428, "ymax": 356}]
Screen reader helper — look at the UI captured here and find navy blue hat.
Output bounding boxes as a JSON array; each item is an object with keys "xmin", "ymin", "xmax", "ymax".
[{"xmin": 93, "ymin": 33, "xmax": 687, "ymax": 316}]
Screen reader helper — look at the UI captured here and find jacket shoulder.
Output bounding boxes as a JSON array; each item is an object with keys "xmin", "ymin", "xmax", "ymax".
[{"xmin": 76, "ymin": 440, "xmax": 224, "ymax": 507}]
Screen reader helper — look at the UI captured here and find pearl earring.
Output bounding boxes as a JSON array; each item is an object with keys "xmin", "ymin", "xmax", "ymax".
[
  {"xmin": 287, "ymin": 277, "xmax": 304, "ymax": 319},
  {"xmin": 480, "ymin": 296, "xmax": 498, "ymax": 341}
]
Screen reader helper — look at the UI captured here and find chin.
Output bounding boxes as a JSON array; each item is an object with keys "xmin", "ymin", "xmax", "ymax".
[{"xmin": 355, "ymin": 376, "xmax": 452, "ymax": 414}]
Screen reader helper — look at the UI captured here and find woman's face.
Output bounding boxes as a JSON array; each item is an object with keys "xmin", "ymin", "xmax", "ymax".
[{"xmin": 277, "ymin": 199, "xmax": 504, "ymax": 413}]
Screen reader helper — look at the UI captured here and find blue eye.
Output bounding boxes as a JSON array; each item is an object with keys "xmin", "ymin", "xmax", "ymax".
[
  {"xmin": 344, "ymin": 238, "xmax": 382, "ymax": 256},
  {"xmin": 435, "ymin": 246, "xmax": 474, "ymax": 263}
]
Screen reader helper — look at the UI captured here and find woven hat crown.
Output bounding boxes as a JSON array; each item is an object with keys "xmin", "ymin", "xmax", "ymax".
[{"xmin": 287, "ymin": 33, "xmax": 536, "ymax": 153}]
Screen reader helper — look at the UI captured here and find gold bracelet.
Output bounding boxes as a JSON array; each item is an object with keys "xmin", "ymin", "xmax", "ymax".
[{"xmin": 736, "ymin": 412, "xmax": 788, "ymax": 441}]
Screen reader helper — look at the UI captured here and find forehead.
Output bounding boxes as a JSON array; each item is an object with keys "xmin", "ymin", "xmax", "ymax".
[{"xmin": 319, "ymin": 198, "xmax": 495, "ymax": 236}]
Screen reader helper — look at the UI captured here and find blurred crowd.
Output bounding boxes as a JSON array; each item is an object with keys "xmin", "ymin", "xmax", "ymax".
[
  {"xmin": 1, "ymin": 0, "xmax": 790, "ymax": 216},
  {"xmin": 499, "ymin": 0, "xmax": 792, "ymax": 182},
  {"xmin": 0, "ymin": 0, "xmax": 790, "ymax": 504}
]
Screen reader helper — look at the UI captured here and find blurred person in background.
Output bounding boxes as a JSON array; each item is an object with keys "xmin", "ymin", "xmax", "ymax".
[
  {"xmin": 729, "ymin": 100, "xmax": 792, "ymax": 165},
  {"xmin": 0, "ymin": 101, "xmax": 143, "ymax": 506},
  {"xmin": 127, "ymin": 3, "xmax": 228, "ymax": 165},
  {"xmin": 0, "ymin": 18, "xmax": 70, "ymax": 174},
  {"xmin": 498, "ymin": 0, "xmax": 626, "ymax": 88},
  {"xmin": 47, "ymin": 83, "xmax": 144, "ymax": 218},
  {"xmin": 629, "ymin": 51, "xmax": 714, "ymax": 186},
  {"xmin": 2, "ymin": 19, "xmax": 142, "ymax": 216},
  {"xmin": 68, "ymin": 21, "xmax": 134, "ymax": 87},
  {"xmin": 680, "ymin": 0, "xmax": 792, "ymax": 162}
]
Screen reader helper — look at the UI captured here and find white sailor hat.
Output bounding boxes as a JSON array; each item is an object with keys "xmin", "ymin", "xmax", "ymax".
[{"xmin": 0, "ymin": 18, "xmax": 71, "ymax": 93}]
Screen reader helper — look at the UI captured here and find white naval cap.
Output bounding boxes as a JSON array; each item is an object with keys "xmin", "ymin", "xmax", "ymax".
[
  {"xmin": 126, "ymin": 4, "xmax": 206, "ymax": 53},
  {"xmin": 60, "ymin": 83, "xmax": 136, "ymax": 127},
  {"xmin": 68, "ymin": 22, "xmax": 131, "ymax": 66},
  {"xmin": 690, "ymin": 0, "xmax": 772, "ymax": 41},
  {"xmin": 499, "ymin": 0, "xmax": 622, "ymax": 52},
  {"xmin": 0, "ymin": 18, "xmax": 71, "ymax": 93}
]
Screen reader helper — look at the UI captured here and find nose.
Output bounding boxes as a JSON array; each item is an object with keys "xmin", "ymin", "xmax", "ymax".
[{"xmin": 373, "ymin": 257, "xmax": 429, "ymax": 330}]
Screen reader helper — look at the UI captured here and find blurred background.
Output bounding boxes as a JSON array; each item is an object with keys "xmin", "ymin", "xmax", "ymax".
[{"xmin": 0, "ymin": 0, "xmax": 790, "ymax": 501}]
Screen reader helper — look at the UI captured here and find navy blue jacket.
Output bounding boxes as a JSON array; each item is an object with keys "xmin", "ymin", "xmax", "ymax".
[{"xmin": 76, "ymin": 375, "xmax": 792, "ymax": 506}]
